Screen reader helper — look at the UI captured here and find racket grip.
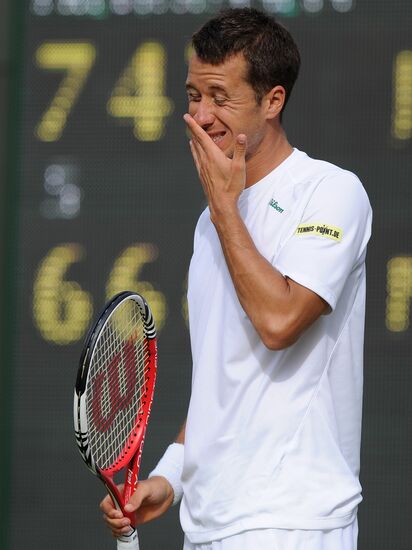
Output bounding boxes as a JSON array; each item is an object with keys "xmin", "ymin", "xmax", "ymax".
[{"xmin": 117, "ymin": 528, "xmax": 140, "ymax": 550}]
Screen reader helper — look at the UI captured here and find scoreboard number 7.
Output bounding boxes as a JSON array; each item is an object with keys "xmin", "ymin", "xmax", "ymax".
[{"xmin": 35, "ymin": 42, "xmax": 96, "ymax": 142}]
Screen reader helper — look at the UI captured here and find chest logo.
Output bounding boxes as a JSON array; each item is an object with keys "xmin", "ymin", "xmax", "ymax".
[{"xmin": 268, "ymin": 198, "xmax": 284, "ymax": 213}]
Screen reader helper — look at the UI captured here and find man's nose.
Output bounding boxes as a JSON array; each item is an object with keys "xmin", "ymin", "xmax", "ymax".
[{"xmin": 193, "ymin": 99, "xmax": 215, "ymax": 129}]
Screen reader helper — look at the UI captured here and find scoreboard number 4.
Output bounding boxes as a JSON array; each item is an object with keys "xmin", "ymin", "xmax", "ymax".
[{"xmin": 107, "ymin": 41, "xmax": 174, "ymax": 141}]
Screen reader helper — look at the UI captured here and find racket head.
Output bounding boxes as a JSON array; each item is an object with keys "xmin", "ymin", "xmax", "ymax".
[{"xmin": 74, "ymin": 291, "xmax": 157, "ymax": 498}]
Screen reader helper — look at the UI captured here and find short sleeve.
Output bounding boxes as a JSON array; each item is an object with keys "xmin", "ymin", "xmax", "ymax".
[{"xmin": 275, "ymin": 171, "xmax": 372, "ymax": 309}]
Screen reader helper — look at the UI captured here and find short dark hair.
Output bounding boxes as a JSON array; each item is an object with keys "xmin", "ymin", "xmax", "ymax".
[{"xmin": 192, "ymin": 8, "xmax": 301, "ymax": 110}]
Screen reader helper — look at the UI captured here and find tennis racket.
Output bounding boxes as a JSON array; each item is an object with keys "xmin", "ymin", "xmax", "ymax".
[{"xmin": 74, "ymin": 291, "xmax": 157, "ymax": 550}]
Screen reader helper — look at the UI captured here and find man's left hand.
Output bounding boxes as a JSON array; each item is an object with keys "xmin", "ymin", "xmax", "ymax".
[{"xmin": 183, "ymin": 113, "xmax": 247, "ymax": 223}]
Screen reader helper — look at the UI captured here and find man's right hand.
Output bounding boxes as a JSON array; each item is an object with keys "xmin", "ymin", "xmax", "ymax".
[{"xmin": 100, "ymin": 476, "xmax": 175, "ymax": 538}]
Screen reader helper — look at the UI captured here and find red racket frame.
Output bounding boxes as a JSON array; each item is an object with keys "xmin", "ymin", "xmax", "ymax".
[
  {"xmin": 98, "ymin": 337, "xmax": 157, "ymax": 524},
  {"xmin": 74, "ymin": 292, "xmax": 157, "ymax": 529}
]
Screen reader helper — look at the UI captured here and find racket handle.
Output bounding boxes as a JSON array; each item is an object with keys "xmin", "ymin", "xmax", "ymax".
[{"xmin": 117, "ymin": 528, "xmax": 140, "ymax": 550}]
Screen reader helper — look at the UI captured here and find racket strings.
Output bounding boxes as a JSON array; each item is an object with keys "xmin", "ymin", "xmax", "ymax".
[
  {"xmin": 86, "ymin": 301, "xmax": 150, "ymax": 470},
  {"xmin": 97, "ymin": 330, "xmax": 145, "ymax": 418},
  {"xmin": 93, "ymin": 349, "xmax": 148, "ymax": 466},
  {"xmin": 90, "ymin": 338, "xmax": 147, "ymax": 466}
]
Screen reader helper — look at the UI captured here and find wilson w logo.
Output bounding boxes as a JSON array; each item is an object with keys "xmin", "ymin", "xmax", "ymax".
[{"xmin": 92, "ymin": 340, "xmax": 139, "ymax": 432}]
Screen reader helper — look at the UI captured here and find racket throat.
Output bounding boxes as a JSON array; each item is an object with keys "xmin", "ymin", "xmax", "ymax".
[{"xmin": 123, "ymin": 442, "xmax": 142, "ymax": 505}]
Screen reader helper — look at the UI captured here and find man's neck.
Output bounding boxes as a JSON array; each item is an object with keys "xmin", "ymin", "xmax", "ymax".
[{"xmin": 245, "ymin": 128, "xmax": 293, "ymax": 188}]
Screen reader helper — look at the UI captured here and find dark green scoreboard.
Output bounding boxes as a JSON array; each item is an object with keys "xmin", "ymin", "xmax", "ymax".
[{"xmin": 1, "ymin": 1, "xmax": 411, "ymax": 549}]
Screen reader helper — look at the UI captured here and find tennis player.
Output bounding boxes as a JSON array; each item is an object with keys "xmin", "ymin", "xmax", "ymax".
[{"xmin": 101, "ymin": 8, "xmax": 372, "ymax": 550}]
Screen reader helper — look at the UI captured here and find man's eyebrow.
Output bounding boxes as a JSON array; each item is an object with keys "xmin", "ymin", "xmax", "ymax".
[
  {"xmin": 185, "ymin": 83, "xmax": 228, "ymax": 93},
  {"xmin": 208, "ymin": 85, "xmax": 227, "ymax": 94}
]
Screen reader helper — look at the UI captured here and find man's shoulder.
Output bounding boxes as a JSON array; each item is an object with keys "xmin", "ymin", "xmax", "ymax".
[
  {"xmin": 291, "ymin": 149, "xmax": 360, "ymax": 184},
  {"xmin": 291, "ymin": 149, "xmax": 369, "ymax": 206}
]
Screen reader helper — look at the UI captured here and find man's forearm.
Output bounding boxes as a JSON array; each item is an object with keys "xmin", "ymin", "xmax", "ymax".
[{"xmin": 213, "ymin": 206, "xmax": 327, "ymax": 349}]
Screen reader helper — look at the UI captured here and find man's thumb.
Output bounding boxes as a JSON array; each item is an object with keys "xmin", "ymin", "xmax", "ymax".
[
  {"xmin": 234, "ymin": 134, "xmax": 247, "ymax": 162},
  {"xmin": 124, "ymin": 481, "xmax": 149, "ymax": 513}
]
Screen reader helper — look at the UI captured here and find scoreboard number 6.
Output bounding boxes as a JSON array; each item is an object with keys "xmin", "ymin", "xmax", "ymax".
[{"xmin": 33, "ymin": 243, "xmax": 167, "ymax": 345}]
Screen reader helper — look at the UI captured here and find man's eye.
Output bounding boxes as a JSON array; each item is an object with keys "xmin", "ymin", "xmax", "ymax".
[
  {"xmin": 188, "ymin": 94, "xmax": 201, "ymax": 102},
  {"xmin": 214, "ymin": 97, "xmax": 227, "ymax": 105}
]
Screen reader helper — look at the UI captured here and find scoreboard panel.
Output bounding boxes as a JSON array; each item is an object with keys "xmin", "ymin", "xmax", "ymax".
[{"xmin": 1, "ymin": 1, "xmax": 411, "ymax": 549}]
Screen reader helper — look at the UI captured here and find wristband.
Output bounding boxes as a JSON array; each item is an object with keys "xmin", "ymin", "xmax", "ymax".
[{"xmin": 148, "ymin": 443, "xmax": 184, "ymax": 506}]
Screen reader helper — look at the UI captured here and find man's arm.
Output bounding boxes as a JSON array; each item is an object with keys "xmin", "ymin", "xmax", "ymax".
[
  {"xmin": 213, "ymin": 207, "xmax": 328, "ymax": 349},
  {"xmin": 185, "ymin": 114, "xmax": 328, "ymax": 350}
]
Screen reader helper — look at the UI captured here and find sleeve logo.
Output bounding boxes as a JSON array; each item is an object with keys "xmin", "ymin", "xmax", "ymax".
[{"xmin": 295, "ymin": 223, "xmax": 343, "ymax": 242}]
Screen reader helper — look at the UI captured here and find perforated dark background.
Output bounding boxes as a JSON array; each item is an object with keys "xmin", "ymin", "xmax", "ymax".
[{"xmin": 1, "ymin": 2, "xmax": 411, "ymax": 549}]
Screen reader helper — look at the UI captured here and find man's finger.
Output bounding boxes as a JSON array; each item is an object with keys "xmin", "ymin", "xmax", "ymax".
[
  {"xmin": 189, "ymin": 140, "xmax": 201, "ymax": 175},
  {"xmin": 190, "ymin": 136, "xmax": 208, "ymax": 166},
  {"xmin": 183, "ymin": 113, "xmax": 201, "ymax": 139},
  {"xmin": 100, "ymin": 494, "xmax": 122, "ymax": 517},
  {"xmin": 232, "ymin": 134, "xmax": 247, "ymax": 165},
  {"xmin": 183, "ymin": 113, "xmax": 214, "ymax": 150},
  {"xmin": 105, "ymin": 508, "xmax": 123, "ymax": 520},
  {"xmin": 103, "ymin": 513, "xmax": 130, "ymax": 529}
]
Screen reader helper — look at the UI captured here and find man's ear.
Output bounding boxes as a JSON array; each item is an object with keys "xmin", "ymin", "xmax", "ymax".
[{"xmin": 265, "ymin": 85, "xmax": 286, "ymax": 119}]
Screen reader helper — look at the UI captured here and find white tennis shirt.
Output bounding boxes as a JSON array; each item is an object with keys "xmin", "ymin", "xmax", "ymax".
[{"xmin": 181, "ymin": 149, "xmax": 372, "ymax": 543}]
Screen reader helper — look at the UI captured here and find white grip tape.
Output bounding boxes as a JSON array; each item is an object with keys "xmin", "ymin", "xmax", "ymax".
[
  {"xmin": 149, "ymin": 443, "xmax": 184, "ymax": 506},
  {"xmin": 117, "ymin": 528, "xmax": 139, "ymax": 550}
]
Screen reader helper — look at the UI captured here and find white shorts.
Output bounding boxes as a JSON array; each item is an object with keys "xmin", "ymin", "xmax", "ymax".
[{"xmin": 183, "ymin": 519, "xmax": 358, "ymax": 550}]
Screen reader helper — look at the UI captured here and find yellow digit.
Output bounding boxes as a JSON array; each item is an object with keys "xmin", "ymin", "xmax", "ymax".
[
  {"xmin": 35, "ymin": 42, "xmax": 96, "ymax": 142},
  {"xmin": 33, "ymin": 244, "xmax": 93, "ymax": 344},
  {"xmin": 107, "ymin": 42, "xmax": 174, "ymax": 141},
  {"xmin": 386, "ymin": 256, "xmax": 412, "ymax": 332},
  {"xmin": 392, "ymin": 50, "xmax": 412, "ymax": 141},
  {"xmin": 106, "ymin": 244, "xmax": 167, "ymax": 331}
]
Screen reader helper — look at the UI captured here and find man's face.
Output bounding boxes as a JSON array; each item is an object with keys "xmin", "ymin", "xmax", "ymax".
[{"xmin": 185, "ymin": 53, "xmax": 269, "ymax": 161}]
